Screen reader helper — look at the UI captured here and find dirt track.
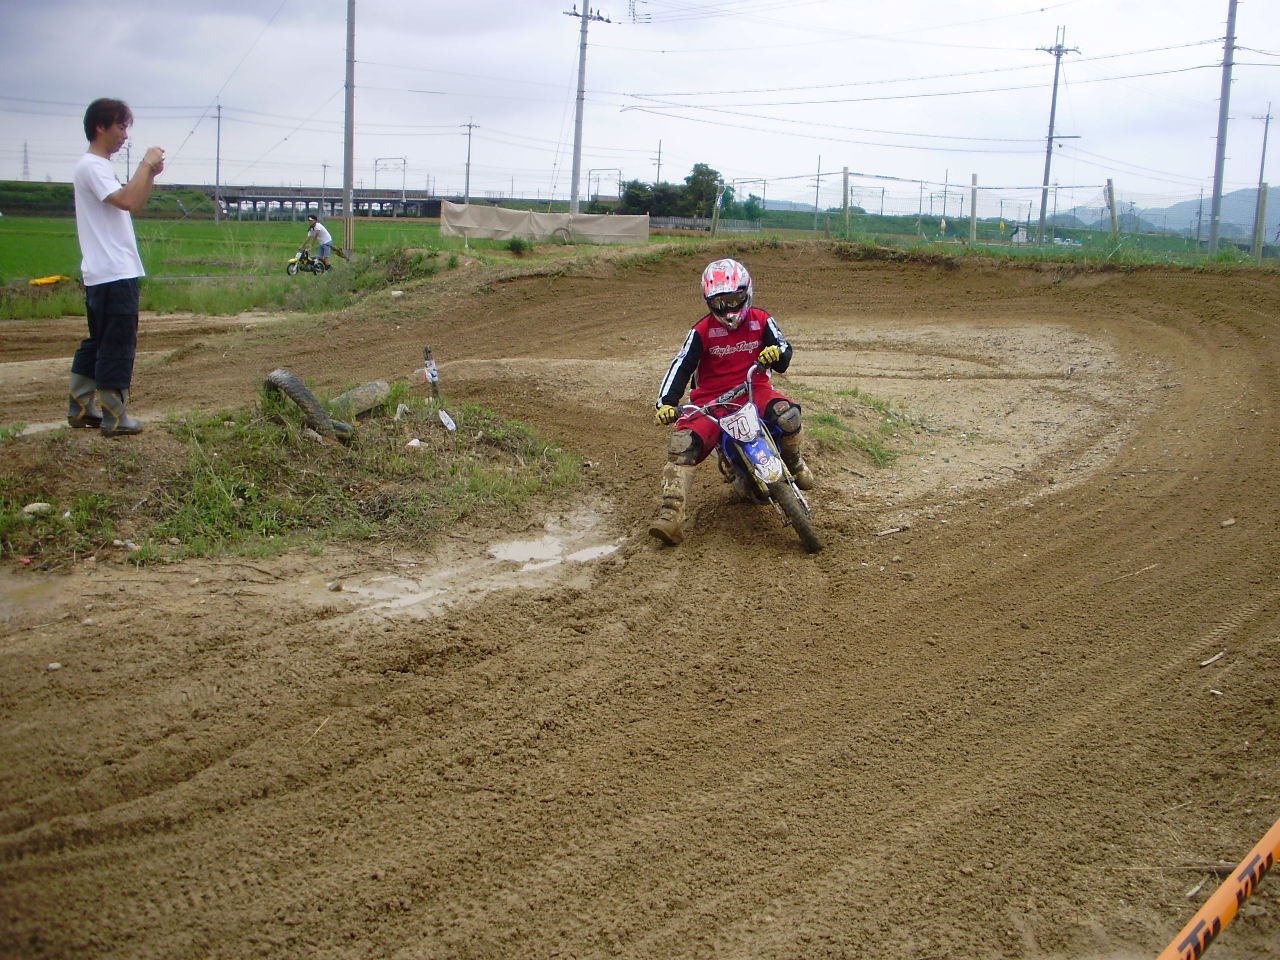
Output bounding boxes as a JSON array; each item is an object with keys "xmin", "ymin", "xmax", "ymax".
[{"xmin": 2, "ymin": 243, "xmax": 1280, "ymax": 959}]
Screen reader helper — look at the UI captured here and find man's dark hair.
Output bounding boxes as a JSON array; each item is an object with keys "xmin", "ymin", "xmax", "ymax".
[{"xmin": 83, "ymin": 98, "xmax": 133, "ymax": 142}]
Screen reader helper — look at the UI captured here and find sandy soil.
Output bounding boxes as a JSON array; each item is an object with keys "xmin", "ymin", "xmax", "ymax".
[{"xmin": 2, "ymin": 242, "xmax": 1279, "ymax": 959}]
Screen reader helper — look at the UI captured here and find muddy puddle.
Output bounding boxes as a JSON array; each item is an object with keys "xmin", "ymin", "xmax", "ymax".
[{"xmin": 315, "ymin": 505, "xmax": 623, "ymax": 620}]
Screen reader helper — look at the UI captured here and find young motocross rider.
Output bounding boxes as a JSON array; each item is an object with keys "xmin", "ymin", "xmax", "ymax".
[{"xmin": 649, "ymin": 258, "xmax": 815, "ymax": 546}]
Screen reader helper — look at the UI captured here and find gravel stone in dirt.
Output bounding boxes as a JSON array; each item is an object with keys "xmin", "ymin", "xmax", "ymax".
[{"xmin": 2, "ymin": 243, "xmax": 1279, "ymax": 960}]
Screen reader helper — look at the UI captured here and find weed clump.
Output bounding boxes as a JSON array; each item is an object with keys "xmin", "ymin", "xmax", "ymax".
[{"xmin": 0, "ymin": 383, "xmax": 580, "ymax": 569}]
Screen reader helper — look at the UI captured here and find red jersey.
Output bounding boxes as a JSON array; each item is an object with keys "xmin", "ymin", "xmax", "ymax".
[{"xmin": 656, "ymin": 307, "xmax": 793, "ymax": 408}]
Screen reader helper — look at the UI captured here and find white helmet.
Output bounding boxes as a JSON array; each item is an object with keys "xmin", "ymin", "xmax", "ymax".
[{"xmin": 701, "ymin": 258, "xmax": 753, "ymax": 330}]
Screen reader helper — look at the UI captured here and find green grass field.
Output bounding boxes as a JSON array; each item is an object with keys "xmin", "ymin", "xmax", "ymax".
[
  {"xmin": 0, "ymin": 216, "xmax": 455, "ymax": 283},
  {"xmin": 0, "ymin": 216, "xmax": 540, "ymax": 319}
]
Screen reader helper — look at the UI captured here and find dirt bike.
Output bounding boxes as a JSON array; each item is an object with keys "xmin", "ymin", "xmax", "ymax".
[
  {"xmin": 678, "ymin": 361, "xmax": 822, "ymax": 553},
  {"xmin": 286, "ymin": 248, "xmax": 330, "ymax": 275}
]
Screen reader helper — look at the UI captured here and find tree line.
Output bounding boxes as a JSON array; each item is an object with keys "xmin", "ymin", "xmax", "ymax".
[{"xmin": 609, "ymin": 163, "xmax": 763, "ymax": 221}]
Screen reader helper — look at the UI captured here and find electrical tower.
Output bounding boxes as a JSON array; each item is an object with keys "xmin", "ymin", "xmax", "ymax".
[{"xmin": 1036, "ymin": 27, "xmax": 1078, "ymax": 244}]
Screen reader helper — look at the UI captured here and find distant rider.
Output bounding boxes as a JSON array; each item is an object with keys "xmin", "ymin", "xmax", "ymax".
[
  {"xmin": 302, "ymin": 214, "xmax": 333, "ymax": 267},
  {"xmin": 649, "ymin": 258, "xmax": 815, "ymax": 546}
]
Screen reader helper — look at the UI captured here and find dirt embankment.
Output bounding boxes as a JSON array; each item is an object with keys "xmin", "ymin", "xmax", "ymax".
[{"xmin": 2, "ymin": 244, "xmax": 1279, "ymax": 960}]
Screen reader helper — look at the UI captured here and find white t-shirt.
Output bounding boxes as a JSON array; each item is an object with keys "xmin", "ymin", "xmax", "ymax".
[
  {"xmin": 307, "ymin": 221, "xmax": 333, "ymax": 245},
  {"xmin": 74, "ymin": 153, "xmax": 145, "ymax": 286}
]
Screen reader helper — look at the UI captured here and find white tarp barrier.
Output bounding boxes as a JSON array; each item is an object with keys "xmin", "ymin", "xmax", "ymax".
[{"xmin": 440, "ymin": 201, "xmax": 648, "ymax": 245}]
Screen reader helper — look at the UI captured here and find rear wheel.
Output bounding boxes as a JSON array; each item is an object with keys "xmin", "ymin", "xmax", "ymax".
[{"xmin": 768, "ymin": 481, "xmax": 822, "ymax": 553}]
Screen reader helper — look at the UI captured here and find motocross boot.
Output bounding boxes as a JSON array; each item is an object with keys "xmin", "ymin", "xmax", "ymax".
[
  {"xmin": 648, "ymin": 462, "xmax": 694, "ymax": 546},
  {"xmin": 98, "ymin": 388, "xmax": 144, "ymax": 437},
  {"xmin": 67, "ymin": 373, "xmax": 102, "ymax": 429},
  {"xmin": 777, "ymin": 433, "xmax": 816, "ymax": 490}
]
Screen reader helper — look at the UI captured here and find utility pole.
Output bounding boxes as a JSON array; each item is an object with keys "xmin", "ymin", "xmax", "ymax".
[
  {"xmin": 652, "ymin": 139, "xmax": 662, "ymax": 183},
  {"xmin": 460, "ymin": 122, "xmax": 477, "ymax": 204},
  {"xmin": 214, "ymin": 101, "xmax": 222, "ymax": 224},
  {"xmin": 23, "ymin": 141, "xmax": 29, "ymax": 180},
  {"xmin": 1105, "ymin": 179, "xmax": 1119, "ymax": 236},
  {"xmin": 1208, "ymin": 0, "xmax": 1238, "ymax": 255},
  {"xmin": 342, "ymin": 0, "xmax": 356, "ymax": 252},
  {"xmin": 813, "ymin": 157, "xmax": 821, "ymax": 230},
  {"xmin": 565, "ymin": 5, "xmax": 611, "ymax": 214},
  {"xmin": 842, "ymin": 167, "xmax": 850, "ymax": 236},
  {"xmin": 1036, "ymin": 27, "xmax": 1078, "ymax": 243},
  {"xmin": 1251, "ymin": 103, "xmax": 1272, "ymax": 263},
  {"xmin": 969, "ymin": 174, "xmax": 978, "ymax": 244}
]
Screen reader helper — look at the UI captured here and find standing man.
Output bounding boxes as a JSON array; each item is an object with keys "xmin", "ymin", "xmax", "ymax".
[
  {"xmin": 302, "ymin": 215, "xmax": 334, "ymax": 268},
  {"xmin": 68, "ymin": 97, "xmax": 164, "ymax": 436}
]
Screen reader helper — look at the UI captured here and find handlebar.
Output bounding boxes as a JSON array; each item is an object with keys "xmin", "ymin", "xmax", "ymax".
[{"xmin": 675, "ymin": 361, "xmax": 767, "ymax": 418}]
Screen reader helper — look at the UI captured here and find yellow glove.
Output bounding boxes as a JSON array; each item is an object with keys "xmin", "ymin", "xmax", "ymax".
[
  {"xmin": 655, "ymin": 404, "xmax": 678, "ymax": 426},
  {"xmin": 758, "ymin": 345, "xmax": 782, "ymax": 368}
]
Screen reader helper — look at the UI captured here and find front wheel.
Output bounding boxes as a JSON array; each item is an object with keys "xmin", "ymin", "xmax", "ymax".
[
  {"xmin": 768, "ymin": 481, "xmax": 822, "ymax": 553},
  {"xmin": 286, "ymin": 261, "xmax": 299, "ymax": 275}
]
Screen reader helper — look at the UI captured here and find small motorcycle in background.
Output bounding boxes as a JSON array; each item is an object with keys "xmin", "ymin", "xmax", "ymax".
[
  {"xmin": 678, "ymin": 361, "xmax": 822, "ymax": 553},
  {"xmin": 286, "ymin": 248, "xmax": 329, "ymax": 275}
]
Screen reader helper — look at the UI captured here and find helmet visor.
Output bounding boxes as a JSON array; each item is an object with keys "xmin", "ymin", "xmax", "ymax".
[{"xmin": 708, "ymin": 290, "xmax": 748, "ymax": 317}]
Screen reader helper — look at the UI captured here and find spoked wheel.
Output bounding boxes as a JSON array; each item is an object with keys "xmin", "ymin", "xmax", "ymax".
[
  {"xmin": 286, "ymin": 261, "xmax": 299, "ymax": 275},
  {"xmin": 768, "ymin": 480, "xmax": 823, "ymax": 553}
]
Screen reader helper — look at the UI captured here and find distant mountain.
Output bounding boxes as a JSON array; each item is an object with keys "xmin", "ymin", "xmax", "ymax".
[
  {"xmin": 1059, "ymin": 186, "xmax": 1279, "ymax": 239},
  {"xmin": 763, "ymin": 199, "xmax": 816, "ymax": 212}
]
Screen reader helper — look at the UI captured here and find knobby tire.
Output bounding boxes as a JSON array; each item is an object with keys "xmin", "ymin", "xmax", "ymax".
[
  {"xmin": 768, "ymin": 480, "xmax": 823, "ymax": 553},
  {"xmin": 263, "ymin": 368, "xmax": 354, "ymax": 441}
]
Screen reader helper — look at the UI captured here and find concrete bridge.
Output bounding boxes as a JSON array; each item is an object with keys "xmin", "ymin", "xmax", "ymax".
[{"xmin": 169, "ymin": 183, "xmax": 444, "ymax": 219}]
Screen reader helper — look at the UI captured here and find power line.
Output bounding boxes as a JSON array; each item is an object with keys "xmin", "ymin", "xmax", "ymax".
[{"xmin": 628, "ymin": 40, "xmax": 1220, "ymax": 98}]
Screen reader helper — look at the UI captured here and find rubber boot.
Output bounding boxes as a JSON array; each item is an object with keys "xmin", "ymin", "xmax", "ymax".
[
  {"xmin": 67, "ymin": 373, "xmax": 101, "ymax": 429},
  {"xmin": 98, "ymin": 388, "xmax": 144, "ymax": 437},
  {"xmin": 778, "ymin": 433, "xmax": 816, "ymax": 490},
  {"xmin": 648, "ymin": 462, "xmax": 694, "ymax": 546}
]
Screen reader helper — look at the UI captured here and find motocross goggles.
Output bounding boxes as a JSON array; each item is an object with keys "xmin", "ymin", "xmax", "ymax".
[{"xmin": 707, "ymin": 290, "xmax": 749, "ymax": 317}]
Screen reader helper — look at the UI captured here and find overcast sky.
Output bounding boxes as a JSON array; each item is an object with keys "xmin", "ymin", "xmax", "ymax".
[{"xmin": 2, "ymin": 0, "xmax": 1277, "ymax": 219}]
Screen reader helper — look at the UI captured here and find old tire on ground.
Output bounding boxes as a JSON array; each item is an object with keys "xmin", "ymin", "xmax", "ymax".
[
  {"xmin": 768, "ymin": 480, "xmax": 822, "ymax": 553},
  {"xmin": 263, "ymin": 368, "xmax": 354, "ymax": 441}
]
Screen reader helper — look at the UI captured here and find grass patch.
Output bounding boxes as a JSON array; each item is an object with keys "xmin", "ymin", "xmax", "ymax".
[
  {"xmin": 1, "ymin": 384, "xmax": 581, "ymax": 569},
  {"xmin": 783, "ymin": 381, "xmax": 930, "ymax": 467}
]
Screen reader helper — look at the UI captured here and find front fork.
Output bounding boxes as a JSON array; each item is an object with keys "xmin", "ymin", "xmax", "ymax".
[{"xmin": 719, "ymin": 429, "xmax": 791, "ymax": 501}]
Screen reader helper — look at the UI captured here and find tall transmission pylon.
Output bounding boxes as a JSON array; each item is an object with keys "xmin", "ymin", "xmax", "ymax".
[{"xmin": 1036, "ymin": 27, "xmax": 1078, "ymax": 244}]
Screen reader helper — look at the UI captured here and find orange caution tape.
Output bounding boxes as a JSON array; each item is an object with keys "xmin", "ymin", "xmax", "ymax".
[{"xmin": 1155, "ymin": 815, "xmax": 1280, "ymax": 960}]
